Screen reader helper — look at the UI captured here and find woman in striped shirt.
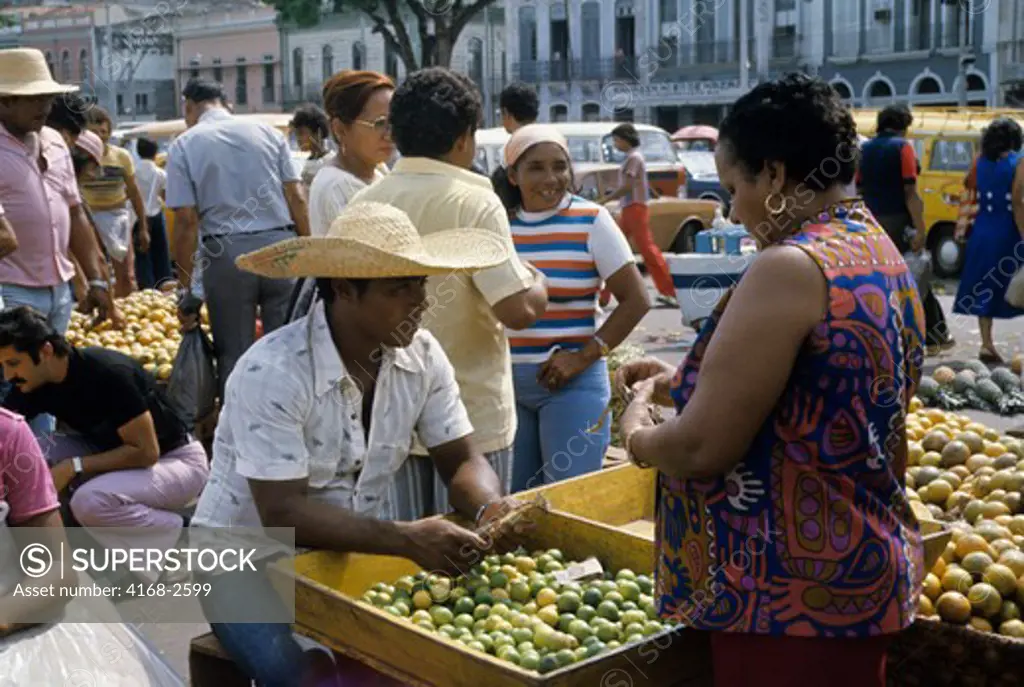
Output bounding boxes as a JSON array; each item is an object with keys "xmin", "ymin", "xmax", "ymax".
[{"xmin": 497, "ymin": 125, "xmax": 650, "ymax": 492}]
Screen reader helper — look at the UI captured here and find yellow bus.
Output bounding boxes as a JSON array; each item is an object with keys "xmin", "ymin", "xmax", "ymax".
[{"xmin": 853, "ymin": 108, "xmax": 1024, "ymax": 277}]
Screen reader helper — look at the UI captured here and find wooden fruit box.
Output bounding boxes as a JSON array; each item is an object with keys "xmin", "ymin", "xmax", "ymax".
[{"xmin": 272, "ymin": 509, "xmax": 712, "ymax": 687}]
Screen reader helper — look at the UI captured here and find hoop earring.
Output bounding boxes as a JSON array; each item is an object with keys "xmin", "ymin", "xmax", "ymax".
[{"xmin": 764, "ymin": 191, "xmax": 789, "ymax": 215}]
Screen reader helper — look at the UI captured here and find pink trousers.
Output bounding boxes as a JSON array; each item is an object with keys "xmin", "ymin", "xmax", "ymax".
[{"xmin": 43, "ymin": 433, "xmax": 209, "ymax": 580}]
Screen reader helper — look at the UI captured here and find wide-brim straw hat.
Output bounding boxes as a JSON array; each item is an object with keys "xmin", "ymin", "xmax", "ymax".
[
  {"xmin": 0, "ymin": 48, "xmax": 79, "ymax": 96},
  {"xmin": 236, "ymin": 201, "xmax": 510, "ymax": 279}
]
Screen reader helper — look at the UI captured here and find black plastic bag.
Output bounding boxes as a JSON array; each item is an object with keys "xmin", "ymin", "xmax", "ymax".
[{"xmin": 164, "ymin": 327, "xmax": 217, "ymax": 430}]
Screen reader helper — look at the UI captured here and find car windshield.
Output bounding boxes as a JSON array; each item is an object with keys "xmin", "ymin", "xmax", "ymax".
[
  {"xmin": 565, "ymin": 137, "xmax": 605, "ymax": 163},
  {"xmin": 676, "ymin": 151, "xmax": 718, "ymax": 179},
  {"xmin": 602, "ymin": 130, "xmax": 678, "ymax": 164}
]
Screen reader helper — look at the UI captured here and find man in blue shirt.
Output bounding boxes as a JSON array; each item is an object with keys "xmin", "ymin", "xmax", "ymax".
[{"xmin": 859, "ymin": 104, "xmax": 953, "ymax": 355}]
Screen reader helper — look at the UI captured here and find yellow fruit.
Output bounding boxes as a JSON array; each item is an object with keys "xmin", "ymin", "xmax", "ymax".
[
  {"xmin": 986, "ymin": 441, "xmax": 1007, "ymax": 457},
  {"xmin": 920, "ymin": 452, "xmax": 943, "ymax": 468},
  {"xmin": 956, "ymin": 534, "xmax": 994, "ymax": 560},
  {"xmin": 941, "ymin": 441, "xmax": 971, "ymax": 468},
  {"xmin": 968, "ymin": 582, "xmax": 1003, "ymax": 617},
  {"xmin": 982, "ymin": 501, "xmax": 1012, "ymax": 520},
  {"xmin": 957, "ymin": 431, "xmax": 985, "ymax": 454},
  {"xmin": 412, "ymin": 590, "xmax": 431, "ymax": 610},
  {"xmin": 1001, "ymin": 600, "xmax": 1021, "ymax": 622},
  {"xmin": 923, "ymin": 480, "xmax": 953, "ymax": 505},
  {"xmin": 961, "ymin": 551, "xmax": 995, "ymax": 577},
  {"xmin": 157, "ymin": 364, "xmax": 173, "ymax": 381},
  {"xmin": 918, "ymin": 595, "xmax": 935, "ymax": 616},
  {"xmin": 922, "ymin": 431, "xmax": 951, "ymax": 452},
  {"xmin": 983, "ymin": 564, "xmax": 1019, "ymax": 597},
  {"xmin": 923, "ymin": 573, "xmax": 942, "ymax": 600},
  {"xmin": 936, "ymin": 591, "xmax": 973, "ymax": 624},
  {"xmin": 967, "ymin": 455, "xmax": 995, "ymax": 473},
  {"xmin": 536, "ymin": 588, "xmax": 558, "ymax": 608},
  {"xmin": 941, "ymin": 568, "xmax": 973, "ymax": 594},
  {"xmin": 931, "ymin": 556, "xmax": 947, "ymax": 578},
  {"xmin": 999, "ymin": 619, "xmax": 1024, "ymax": 637},
  {"xmin": 969, "ymin": 616, "xmax": 994, "ymax": 632},
  {"xmin": 908, "ymin": 443, "xmax": 925, "ymax": 466}
]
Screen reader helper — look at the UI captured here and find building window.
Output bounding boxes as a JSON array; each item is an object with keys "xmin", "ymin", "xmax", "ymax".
[
  {"xmin": 831, "ymin": 81, "xmax": 853, "ymax": 100},
  {"xmin": 914, "ymin": 75, "xmax": 942, "ymax": 95},
  {"xmin": 322, "ymin": 44, "xmax": 333, "ymax": 79},
  {"xmin": 658, "ymin": 0, "xmax": 676, "ymax": 22},
  {"xmin": 189, "ymin": 69, "xmax": 199, "ymax": 79},
  {"xmin": 831, "ymin": 1, "xmax": 859, "ymax": 58},
  {"xmin": 78, "ymin": 49, "xmax": 89, "ymax": 82},
  {"xmin": 581, "ymin": 2, "xmax": 601, "ymax": 79},
  {"xmin": 45, "ymin": 52, "xmax": 54, "ymax": 78},
  {"xmin": 866, "ymin": 78, "xmax": 894, "ymax": 102},
  {"xmin": 116, "ymin": 93, "xmax": 124, "ymax": 115},
  {"xmin": 582, "ymin": 103, "xmax": 601, "ymax": 122},
  {"xmin": 263, "ymin": 64, "xmax": 275, "ymax": 103},
  {"xmin": 518, "ymin": 7, "xmax": 537, "ymax": 61},
  {"xmin": 135, "ymin": 93, "xmax": 149, "ymax": 113},
  {"xmin": 550, "ymin": 104, "xmax": 568, "ymax": 122},
  {"xmin": 213, "ymin": 65, "xmax": 223, "ymax": 83},
  {"xmin": 292, "ymin": 47, "xmax": 303, "ymax": 86},
  {"xmin": 236, "ymin": 66, "xmax": 248, "ymax": 105},
  {"xmin": 467, "ymin": 38, "xmax": 483, "ymax": 85},
  {"xmin": 352, "ymin": 42, "xmax": 365, "ymax": 70},
  {"xmin": 60, "ymin": 50, "xmax": 71, "ymax": 83}
]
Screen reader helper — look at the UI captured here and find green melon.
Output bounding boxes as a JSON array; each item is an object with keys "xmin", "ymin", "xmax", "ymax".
[
  {"xmin": 990, "ymin": 367, "xmax": 1021, "ymax": 394},
  {"xmin": 917, "ymin": 377, "xmax": 940, "ymax": 402},
  {"xmin": 952, "ymin": 370, "xmax": 977, "ymax": 394},
  {"xmin": 965, "ymin": 360, "xmax": 992, "ymax": 378},
  {"xmin": 976, "ymin": 378, "xmax": 1004, "ymax": 405}
]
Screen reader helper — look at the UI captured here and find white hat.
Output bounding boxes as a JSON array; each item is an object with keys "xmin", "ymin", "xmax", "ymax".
[
  {"xmin": 0, "ymin": 48, "xmax": 79, "ymax": 96},
  {"xmin": 236, "ymin": 201, "xmax": 509, "ymax": 279}
]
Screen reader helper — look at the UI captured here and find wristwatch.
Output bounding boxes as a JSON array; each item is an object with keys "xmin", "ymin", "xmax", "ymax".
[
  {"xmin": 87, "ymin": 279, "xmax": 109, "ymax": 291},
  {"xmin": 72, "ymin": 456, "xmax": 84, "ymax": 474},
  {"xmin": 474, "ymin": 502, "xmax": 495, "ymax": 526}
]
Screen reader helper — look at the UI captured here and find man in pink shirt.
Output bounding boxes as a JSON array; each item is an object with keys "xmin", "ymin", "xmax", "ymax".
[{"xmin": 0, "ymin": 49, "xmax": 111, "ymax": 434}]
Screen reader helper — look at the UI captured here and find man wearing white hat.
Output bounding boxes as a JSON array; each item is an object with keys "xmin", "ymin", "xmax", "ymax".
[
  {"xmin": 0, "ymin": 48, "xmax": 115, "ymax": 434},
  {"xmin": 190, "ymin": 201, "xmax": 526, "ymax": 686}
]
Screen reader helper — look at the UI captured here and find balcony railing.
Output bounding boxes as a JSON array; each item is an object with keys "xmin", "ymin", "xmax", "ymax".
[{"xmin": 511, "ymin": 57, "xmax": 639, "ymax": 84}]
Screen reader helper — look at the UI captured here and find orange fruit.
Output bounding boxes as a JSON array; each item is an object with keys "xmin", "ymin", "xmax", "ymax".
[
  {"xmin": 936, "ymin": 592, "xmax": 972, "ymax": 624},
  {"xmin": 968, "ymin": 582, "xmax": 1003, "ymax": 617}
]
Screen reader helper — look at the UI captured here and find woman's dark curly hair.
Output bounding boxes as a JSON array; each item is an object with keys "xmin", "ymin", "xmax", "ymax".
[
  {"xmin": 981, "ymin": 117, "xmax": 1023, "ymax": 161},
  {"xmin": 718, "ymin": 72, "xmax": 859, "ymax": 190},
  {"xmin": 390, "ymin": 67, "xmax": 482, "ymax": 159}
]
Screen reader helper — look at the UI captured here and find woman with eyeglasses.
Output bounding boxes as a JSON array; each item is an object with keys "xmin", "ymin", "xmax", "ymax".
[{"xmin": 286, "ymin": 70, "xmax": 396, "ymax": 322}]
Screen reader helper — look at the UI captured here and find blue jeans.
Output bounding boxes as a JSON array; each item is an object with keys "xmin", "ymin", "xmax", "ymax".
[
  {"xmin": 511, "ymin": 358, "xmax": 611, "ymax": 492},
  {"xmin": 134, "ymin": 212, "xmax": 173, "ymax": 289},
  {"xmin": 197, "ymin": 558, "xmax": 309, "ymax": 687},
  {"xmin": 0, "ymin": 281, "xmax": 74, "ymax": 437}
]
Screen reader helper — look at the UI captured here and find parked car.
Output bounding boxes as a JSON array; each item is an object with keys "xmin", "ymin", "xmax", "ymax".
[
  {"xmin": 575, "ymin": 162, "xmax": 718, "ymax": 253},
  {"xmin": 475, "ymin": 122, "xmax": 688, "ymax": 198},
  {"xmin": 676, "ymin": 150, "xmax": 730, "ymax": 215}
]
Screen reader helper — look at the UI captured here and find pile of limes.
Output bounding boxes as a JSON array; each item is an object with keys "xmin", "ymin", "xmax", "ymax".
[{"xmin": 359, "ymin": 548, "xmax": 677, "ymax": 674}]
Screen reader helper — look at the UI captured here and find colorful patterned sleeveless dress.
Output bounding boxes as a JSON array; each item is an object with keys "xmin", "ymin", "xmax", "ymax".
[{"xmin": 656, "ymin": 201, "xmax": 927, "ymax": 638}]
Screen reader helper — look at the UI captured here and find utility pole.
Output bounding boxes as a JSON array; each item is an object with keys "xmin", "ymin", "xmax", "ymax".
[
  {"xmin": 739, "ymin": 0, "xmax": 749, "ymax": 90},
  {"xmin": 105, "ymin": 2, "xmax": 117, "ymax": 117},
  {"xmin": 482, "ymin": 4, "xmax": 491, "ymax": 126},
  {"xmin": 957, "ymin": 0, "xmax": 972, "ymax": 108}
]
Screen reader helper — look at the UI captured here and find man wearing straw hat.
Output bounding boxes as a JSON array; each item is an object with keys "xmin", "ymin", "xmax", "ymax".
[
  {"xmin": 0, "ymin": 48, "xmax": 115, "ymax": 434},
  {"xmin": 190, "ymin": 201, "xmax": 526, "ymax": 686}
]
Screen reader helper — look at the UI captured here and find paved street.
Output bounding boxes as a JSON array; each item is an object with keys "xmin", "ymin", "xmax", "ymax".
[{"xmin": 120, "ymin": 278, "xmax": 1024, "ymax": 681}]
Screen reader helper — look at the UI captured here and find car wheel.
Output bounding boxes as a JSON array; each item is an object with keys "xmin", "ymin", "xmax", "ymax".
[
  {"xmin": 929, "ymin": 223, "xmax": 964, "ymax": 278},
  {"xmin": 670, "ymin": 220, "xmax": 704, "ymax": 254}
]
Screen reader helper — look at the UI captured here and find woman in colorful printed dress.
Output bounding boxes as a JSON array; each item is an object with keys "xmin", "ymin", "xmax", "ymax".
[
  {"xmin": 494, "ymin": 125, "xmax": 649, "ymax": 491},
  {"xmin": 615, "ymin": 74, "xmax": 926, "ymax": 687},
  {"xmin": 953, "ymin": 117, "xmax": 1024, "ymax": 364}
]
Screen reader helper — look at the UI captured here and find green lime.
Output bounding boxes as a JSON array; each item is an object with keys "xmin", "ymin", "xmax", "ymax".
[
  {"xmin": 393, "ymin": 601, "xmax": 410, "ymax": 617},
  {"xmin": 510, "ymin": 601, "xmax": 524, "ymax": 612},
  {"xmin": 616, "ymin": 569, "xmax": 637, "ymax": 582},
  {"xmin": 522, "ymin": 601, "xmax": 539, "ymax": 616},
  {"xmin": 582, "ymin": 588, "xmax": 604, "ymax": 607},
  {"xmin": 621, "ymin": 610, "xmax": 647, "ymax": 626},
  {"xmin": 556, "ymin": 592, "xmax": 582, "ymax": 613},
  {"xmin": 499, "ymin": 646, "xmax": 521, "ymax": 664},
  {"xmin": 547, "ymin": 549, "xmax": 564, "ymax": 563},
  {"xmin": 585, "ymin": 641, "xmax": 606, "ymax": 657},
  {"xmin": 636, "ymin": 575, "xmax": 653, "ymax": 595},
  {"xmin": 589, "ymin": 615, "xmax": 608, "ymax": 629},
  {"xmin": 474, "ymin": 589, "xmax": 494, "ymax": 606},
  {"xmin": 554, "ymin": 648, "xmax": 576, "ymax": 667},
  {"xmin": 520, "ymin": 651, "xmax": 541, "ymax": 671},
  {"xmin": 574, "ymin": 646, "xmax": 589, "ymax": 662},
  {"xmin": 454, "ymin": 627, "xmax": 473, "ymax": 640},
  {"xmin": 542, "ymin": 560, "xmax": 564, "ymax": 573},
  {"xmin": 411, "ymin": 610, "xmax": 432, "ymax": 625},
  {"xmin": 515, "ymin": 556, "xmax": 537, "ymax": 574},
  {"xmin": 454, "ymin": 613, "xmax": 475, "ymax": 629},
  {"xmin": 529, "ymin": 579, "xmax": 547, "ymax": 597},
  {"xmin": 621, "ymin": 601, "xmax": 639, "ymax": 613},
  {"xmin": 536, "ymin": 554, "xmax": 554, "ymax": 569},
  {"xmin": 493, "ymin": 633, "xmax": 515, "ymax": 649},
  {"xmin": 485, "ymin": 555, "xmax": 501, "ymax": 567},
  {"xmin": 596, "ymin": 623, "xmax": 619, "ymax": 642},
  {"xmin": 642, "ymin": 600, "xmax": 658, "ymax": 620},
  {"xmin": 599, "ymin": 580, "xmax": 618, "ymax": 595},
  {"xmin": 510, "ymin": 580, "xmax": 531, "ymax": 603},
  {"xmin": 412, "ymin": 590, "xmax": 432, "ymax": 610},
  {"xmin": 415, "ymin": 620, "xmax": 434, "ymax": 632},
  {"xmin": 473, "ymin": 619, "xmax": 488, "ymax": 633},
  {"xmin": 501, "ymin": 552, "xmax": 516, "ymax": 565},
  {"xmin": 453, "ymin": 597, "xmax": 474, "ymax": 616},
  {"xmin": 378, "ymin": 593, "xmax": 393, "ymax": 606},
  {"xmin": 371, "ymin": 582, "xmax": 387, "ymax": 593},
  {"xmin": 626, "ymin": 633, "xmax": 644, "ymax": 644},
  {"xmin": 490, "ymin": 604, "xmax": 511, "ymax": 619},
  {"xmin": 606, "ymin": 640, "xmax": 622, "ymax": 650},
  {"xmin": 597, "ymin": 601, "xmax": 621, "ymax": 622},
  {"xmin": 558, "ymin": 613, "xmax": 576, "ymax": 633},
  {"xmin": 618, "ymin": 581, "xmax": 641, "ymax": 602},
  {"xmin": 490, "ymin": 571, "xmax": 509, "ymax": 589},
  {"xmin": 568, "ymin": 619, "xmax": 592, "ymax": 641},
  {"xmin": 467, "ymin": 640, "xmax": 487, "ymax": 653},
  {"xmin": 582, "ymin": 635, "xmax": 601, "ymax": 647},
  {"xmin": 511, "ymin": 627, "xmax": 534, "ymax": 644},
  {"xmin": 625, "ymin": 622, "xmax": 645, "ymax": 637},
  {"xmin": 576, "ymin": 604, "xmax": 597, "ymax": 623},
  {"xmin": 383, "ymin": 605, "xmax": 401, "ymax": 616},
  {"xmin": 517, "ymin": 641, "xmax": 535, "ymax": 654},
  {"xmin": 450, "ymin": 586, "xmax": 468, "ymax": 602},
  {"xmin": 604, "ymin": 591, "xmax": 625, "ymax": 606},
  {"xmin": 429, "ymin": 606, "xmax": 454, "ymax": 626},
  {"xmin": 537, "ymin": 605, "xmax": 560, "ymax": 627},
  {"xmin": 491, "ymin": 589, "xmax": 511, "ymax": 604},
  {"xmin": 395, "ymin": 576, "xmax": 415, "ymax": 594},
  {"xmin": 471, "ymin": 603, "xmax": 490, "ymax": 620},
  {"xmin": 643, "ymin": 620, "xmax": 664, "ymax": 636},
  {"xmin": 538, "ymin": 654, "xmax": 560, "ymax": 674}
]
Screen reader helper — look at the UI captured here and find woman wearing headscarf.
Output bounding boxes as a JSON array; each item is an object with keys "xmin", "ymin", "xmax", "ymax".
[
  {"xmin": 616, "ymin": 74, "xmax": 925, "ymax": 687},
  {"xmin": 953, "ymin": 117, "xmax": 1024, "ymax": 363},
  {"xmin": 494, "ymin": 125, "xmax": 649, "ymax": 491}
]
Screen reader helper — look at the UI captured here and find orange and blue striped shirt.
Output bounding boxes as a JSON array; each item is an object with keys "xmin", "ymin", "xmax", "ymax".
[{"xmin": 508, "ymin": 195, "xmax": 634, "ymax": 363}]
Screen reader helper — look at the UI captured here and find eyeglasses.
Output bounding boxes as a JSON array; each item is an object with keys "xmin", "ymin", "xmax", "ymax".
[{"xmin": 354, "ymin": 115, "xmax": 391, "ymax": 135}]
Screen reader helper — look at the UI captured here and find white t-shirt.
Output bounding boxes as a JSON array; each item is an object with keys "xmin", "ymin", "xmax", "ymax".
[
  {"xmin": 308, "ymin": 164, "xmax": 387, "ymax": 237},
  {"xmin": 134, "ymin": 159, "xmax": 166, "ymax": 218}
]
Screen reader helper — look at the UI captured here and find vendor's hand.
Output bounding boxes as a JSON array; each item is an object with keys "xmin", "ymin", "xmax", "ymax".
[
  {"xmin": 109, "ymin": 302, "xmax": 126, "ymax": 330},
  {"xmin": 476, "ymin": 497, "xmax": 535, "ymax": 551},
  {"xmin": 138, "ymin": 226, "xmax": 151, "ymax": 253},
  {"xmin": 177, "ymin": 292, "xmax": 203, "ymax": 332},
  {"xmin": 614, "ymin": 357, "xmax": 675, "ymax": 397},
  {"xmin": 50, "ymin": 459, "xmax": 75, "ymax": 493},
  {"xmin": 403, "ymin": 519, "xmax": 487, "ymax": 576},
  {"xmin": 81, "ymin": 286, "xmax": 110, "ymax": 326},
  {"xmin": 619, "ymin": 379, "xmax": 659, "ymax": 461},
  {"xmin": 538, "ymin": 350, "xmax": 592, "ymax": 391}
]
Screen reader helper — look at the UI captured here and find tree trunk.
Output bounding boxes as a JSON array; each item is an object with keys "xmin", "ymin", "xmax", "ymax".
[{"xmin": 434, "ymin": 29, "xmax": 453, "ymax": 67}]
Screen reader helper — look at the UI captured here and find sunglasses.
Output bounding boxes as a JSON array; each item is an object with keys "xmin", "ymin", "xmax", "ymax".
[{"xmin": 353, "ymin": 115, "xmax": 391, "ymax": 135}]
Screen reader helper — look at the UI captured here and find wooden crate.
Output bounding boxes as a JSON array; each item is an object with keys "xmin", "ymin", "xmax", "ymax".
[{"xmin": 272, "ymin": 510, "xmax": 712, "ymax": 687}]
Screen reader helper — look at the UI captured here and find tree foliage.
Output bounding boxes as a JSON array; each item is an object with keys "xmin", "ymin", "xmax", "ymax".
[{"xmin": 271, "ymin": 0, "xmax": 497, "ymax": 70}]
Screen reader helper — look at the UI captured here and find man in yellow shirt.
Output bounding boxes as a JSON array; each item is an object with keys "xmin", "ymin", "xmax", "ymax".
[
  {"xmin": 82, "ymin": 107, "xmax": 149, "ymax": 297},
  {"xmin": 353, "ymin": 67, "xmax": 548, "ymax": 518}
]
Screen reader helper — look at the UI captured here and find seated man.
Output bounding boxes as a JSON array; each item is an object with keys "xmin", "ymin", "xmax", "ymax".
[
  {"xmin": 0, "ymin": 306, "xmax": 209, "ymax": 571},
  {"xmin": 190, "ymin": 201, "xmax": 523, "ymax": 686}
]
